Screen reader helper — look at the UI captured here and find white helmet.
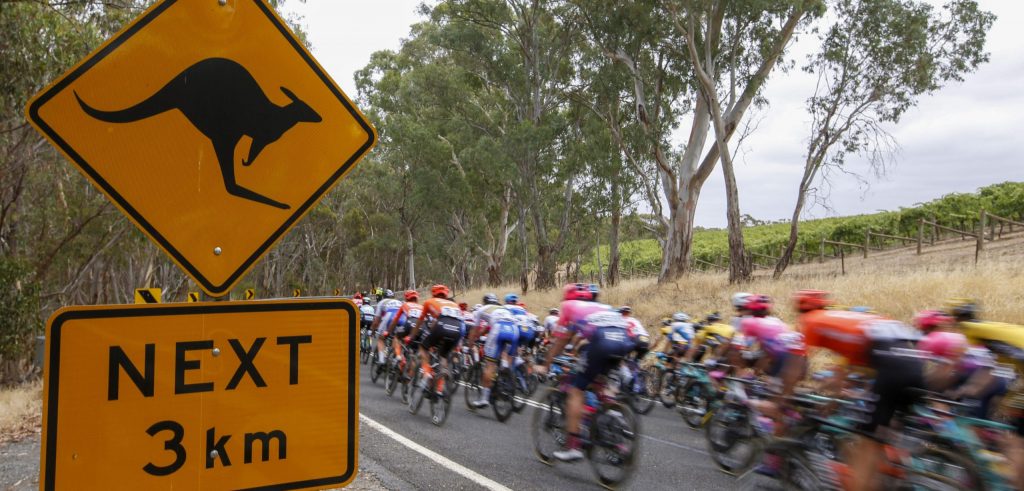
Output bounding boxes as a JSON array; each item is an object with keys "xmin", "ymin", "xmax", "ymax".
[
  {"xmin": 731, "ymin": 292, "xmax": 752, "ymax": 310},
  {"xmin": 671, "ymin": 312, "xmax": 690, "ymax": 323}
]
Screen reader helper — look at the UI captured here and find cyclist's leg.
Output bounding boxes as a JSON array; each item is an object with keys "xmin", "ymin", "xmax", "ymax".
[
  {"xmin": 375, "ymin": 317, "xmax": 390, "ymax": 364},
  {"xmin": 851, "ymin": 346, "xmax": 925, "ymax": 491},
  {"xmin": 554, "ymin": 342, "xmax": 606, "ymax": 461},
  {"xmin": 473, "ymin": 327, "xmax": 506, "ymax": 407}
]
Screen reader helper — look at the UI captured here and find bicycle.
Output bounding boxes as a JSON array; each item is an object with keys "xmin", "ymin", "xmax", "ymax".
[
  {"xmin": 369, "ymin": 333, "xmax": 388, "ymax": 385},
  {"xmin": 532, "ymin": 356, "xmax": 641, "ymax": 490},
  {"xmin": 618, "ymin": 358, "xmax": 656, "ymax": 415},
  {"xmin": 408, "ymin": 349, "xmax": 454, "ymax": 426},
  {"xmin": 384, "ymin": 341, "xmax": 414, "ymax": 404}
]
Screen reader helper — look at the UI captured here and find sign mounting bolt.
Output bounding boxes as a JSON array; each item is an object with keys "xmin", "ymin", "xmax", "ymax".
[
  {"xmin": 210, "ymin": 449, "xmax": 219, "ymax": 459},
  {"xmin": 218, "ymin": 0, "xmax": 226, "ymax": 5},
  {"xmin": 212, "ymin": 347, "xmax": 221, "ymax": 357},
  {"xmin": 214, "ymin": 247, "xmax": 222, "ymax": 256}
]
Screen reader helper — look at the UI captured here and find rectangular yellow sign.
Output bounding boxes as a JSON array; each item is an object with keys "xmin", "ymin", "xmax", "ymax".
[{"xmin": 41, "ymin": 300, "xmax": 358, "ymax": 490}]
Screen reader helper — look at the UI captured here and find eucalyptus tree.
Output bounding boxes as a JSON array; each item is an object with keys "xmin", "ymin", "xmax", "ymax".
[
  {"xmin": 772, "ymin": 0, "xmax": 995, "ymax": 277},
  {"xmin": 430, "ymin": 0, "xmax": 580, "ymax": 289},
  {"xmin": 669, "ymin": 0, "xmax": 825, "ymax": 283}
]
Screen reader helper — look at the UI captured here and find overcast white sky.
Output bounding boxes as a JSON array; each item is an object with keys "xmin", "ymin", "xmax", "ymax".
[{"xmin": 282, "ymin": 1, "xmax": 1023, "ymax": 228}]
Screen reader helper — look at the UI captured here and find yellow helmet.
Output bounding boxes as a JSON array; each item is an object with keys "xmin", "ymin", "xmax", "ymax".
[{"xmin": 661, "ymin": 326, "xmax": 672, "ymax": 336}]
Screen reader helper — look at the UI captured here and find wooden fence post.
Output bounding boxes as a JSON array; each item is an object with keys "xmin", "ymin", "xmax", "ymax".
[
  {"xmin": 863, "ymin": 229, "xmax": 870, "ymax": 258},
  {"xmin": 917, "ymin": 219, "xmax": 924, "ymax": 255},
  {"xmin": 931, "ymin": 217, "xmax": 938, "ymax": 244},
  {"xmin": 819, "ymin": 238, "xmax": 825, "ymax": 263},
  {"xmin": 976, "ymin": 209, "xmax": 986, "ymax": 263},
  {"xmin": 840, "ymin": 248, "xmax": 846, "ymax": 275}
]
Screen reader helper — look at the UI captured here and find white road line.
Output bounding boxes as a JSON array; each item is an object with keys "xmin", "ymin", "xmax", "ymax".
[{"xmin": 359, "ymin": 413, "xmax": 513, "ymax": 491}]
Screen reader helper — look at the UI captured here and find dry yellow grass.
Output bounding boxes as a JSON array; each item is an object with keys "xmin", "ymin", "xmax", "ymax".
[
  {"xmin": 0, "ymin": 380, "xmax": 42, "ymax": 443},
  {"xmin": 460, "ymin": 259, "xmax": 1024, "ymax": 332}
]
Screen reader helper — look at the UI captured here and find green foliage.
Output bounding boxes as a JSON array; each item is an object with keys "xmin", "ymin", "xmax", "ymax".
[
  {"xmin": 584, "ymin": 182, "xmax": 1024, "ymax": 274},
  {"xmin": 0, "ymin": 258, "xmax": 41, "ymax": 363}
]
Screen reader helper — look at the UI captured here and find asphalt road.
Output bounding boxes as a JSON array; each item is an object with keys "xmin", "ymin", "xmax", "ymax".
[{"xmin": 356, "ymin": 362, "xmax": 741, "ymax": 491}]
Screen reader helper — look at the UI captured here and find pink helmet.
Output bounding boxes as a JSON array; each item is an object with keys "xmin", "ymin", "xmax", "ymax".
[
  {"xmin": 562, "ymin": 283, "xmax": 593, "ymax": 301},
  {"xmin": 918, "ymin": 331, "xmax": 968, "ymax": 359},
  {"xmin": 912, "ymin": 310, "xmax": 953, "ymax": 334}
]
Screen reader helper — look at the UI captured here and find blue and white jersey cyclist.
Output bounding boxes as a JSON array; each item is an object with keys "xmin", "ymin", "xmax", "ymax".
[
  {"xmin": 504, "ymin": 293, "xmax": 536, "ymax": 349},
  {"xmin": 468, "ymin": 293, "xmax": 520, "ymax": 409}
]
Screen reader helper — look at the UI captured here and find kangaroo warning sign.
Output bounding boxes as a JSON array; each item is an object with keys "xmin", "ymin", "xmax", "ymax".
[
  {"xmin": 40, "ymin": 300, "xmax": 358, "ymax": 491},
  {"xmin": 25, "ymin": 0, "xmax": 376, "ymax": 297}
]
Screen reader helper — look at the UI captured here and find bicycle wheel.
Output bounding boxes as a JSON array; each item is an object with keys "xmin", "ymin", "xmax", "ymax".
[
  {"xmin": 383, "ymin": 357, "xmax": 398, "ymax": 396},
  {"xmin": 677, "ymin": 379, "xmax": 711, "ymax": 429},
  {"xmin": 511, "ymin": 369, "xmax": 528, "ymax": 413},
  {"xmin": 778, "ymin": 454, "xmax": 828, "ymax": 491},
  {"xmin": 659, "ymin": 371, "xmax": 677, "ymax": 408},
  {"xmin": 430, "ymin": 371, "xmax": 453, "ymax": 427},
  {"xmin": 464, "ymin": 363, "xmax": 482, "ymax": 411},
  {"xmin": 587, "ymin": 402, "xmax": 640, "ymax": 489},
  {"xmin": 408, "ymin": 367, "xmax": 425, "ymax": 415},
  {"xmin": 705, "ymin": 402, "xmax": 761, "ymax": 475},
  {"xmin": 448, "ymin": 352, "xmax": 463, "ymax": 397},
  {"xmin": 362, "ymin": 330, "xmax": 373, "ymax": 365},
  {"xmin": 627, "ymin": 371, "xmax": 656, "ymax": 415},
  {"xmin": 492, "ymin": 368, "xmax": 515, "ymax": 422},
  {"xmin": 532, "ymin": 387, "xmax": 567, "ymax": 465},
  {"xmin": 525, "ymin": 372, "xmax": 539, "ymax": 397},
  {"xmin": 907, "ymin": 446, "xmax": 986, "ymax": 490}
]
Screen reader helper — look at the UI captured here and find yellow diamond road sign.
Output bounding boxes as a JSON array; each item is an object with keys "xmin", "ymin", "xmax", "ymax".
[
  {"xmin": 41, "ymin": 300, "xmax": 358, "ymax": 490},
  {"xmin": 26, "ymin": 0, "xmax": 376, "ymax": 297}
]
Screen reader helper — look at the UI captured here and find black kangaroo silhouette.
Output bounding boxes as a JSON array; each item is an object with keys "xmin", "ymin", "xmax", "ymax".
[{"xmin": 74, "ymin": 57, "xmax": 322, "ymax": 210}]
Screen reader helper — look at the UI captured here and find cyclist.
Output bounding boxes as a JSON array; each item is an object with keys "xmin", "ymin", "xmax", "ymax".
[
  {"xmin": 684, "ymin": 312, "xmax": 734, "ymax": 363},
  {"xmin": 468, "ymin": 294, "xmax": 519, "ymax": 409},
  {"xmin": 795, "ymin": 289, "xmax": 931, "ymax": 491},
  {"xmin": 372, "ymin": 290, "xmax": 404, "ymax": 368},
  {"xmin": 543, "ymin": 308, "xmax": 560, "ymax": 341},
  {"xmin": 730, "ymin": 292, "xmax": 753, "ymax": 329},
  {"xmin": 406, "ymin": 284, "xmax": 465, "ymax": 396},
  {"xmin": 353, "ymin": 292, "xmax": 364, "ymax": 307},
  {"xmin": 914, "ymin": 309, "xmax": 1009, "ymax": 420},
  {"xmin": 620, "ymin": 306, "xmax": 650, "ymax": 359},
  {"xmin": 505, "ymin": 294, "xmax": 536, "ymax": 363},
  {"xmin": 663, "ymin": 312, "xmax": 694, "ymax": 371},
  {"xmin": 536, "ymin": 283, "xmax": 635, "ymax": 462},
  {"xmin": 382, "ymin": 290, "xmax": 423, "ymax": 379}
]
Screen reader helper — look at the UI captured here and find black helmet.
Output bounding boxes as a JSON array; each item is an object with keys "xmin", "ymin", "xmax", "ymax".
[
  {"xmin": 706, "ymin": 312, "xmax": 722, "ymax": 323},
  {"xmin": 483, "ymin": 293, "xmax": 499, "ymax": 305}
]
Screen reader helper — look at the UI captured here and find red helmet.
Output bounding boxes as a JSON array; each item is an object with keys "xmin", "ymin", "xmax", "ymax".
[
  {"xmin": 794, "ymin": 290, "xmax": 832, "ymax": 313},
  {"xmin": 745, "ymin": 294, "xmax": 773, "ymax": 314},
  {"xmin": 404, "ymin": 289, "xmax": 419, "ymax": 301},
  {"xmin": 459, "ymin": 302, "xmax": 469, "ymax": 311},
  {"xmin": 431, "ymin": 284, "xmax": 450, "ymax": 298},
  {"xmin": 912, "ymin": 310, "xmax": 952, "ymax": 334},
  {"xmin": 562, "ymin": 283, "xmax": 593, "ymax": 301},
  {"xmin": 353, "ymin": 292, "xmax": 363, "ymax": 299}
]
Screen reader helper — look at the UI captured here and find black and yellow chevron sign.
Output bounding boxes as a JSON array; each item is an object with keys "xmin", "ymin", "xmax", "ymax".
[
  {"xmin": 187, "ymin": 292, "xmax": 200, "ymax": 303},
  {"xmin": 333, "ymin": 288, "xmax": 341, "ymax": 296},
  {"xmin": 244, "ymin": 288, "xmax": 256, "ymax": 300},
  {"xmin": 133, "ymin": 288, "xmax": 161, "ymax": 304},
  {"xmin": 293, "ymin": 288, "xmax": 302, "ymax": 298}
]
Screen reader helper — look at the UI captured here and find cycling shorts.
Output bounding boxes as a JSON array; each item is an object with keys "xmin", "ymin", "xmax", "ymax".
[
  {"xmin": 484, "ymin": 322, "xmax": 519, "ymax": 361},
  {"xmin": 573, "ymin": 326, "xmax": 635, "ymax": 391},
  {"xmin": 377, "ymin": 311, "xmax": 398, "ymax": 337},
  {"xmin": 422, "ymin": 316, "xmax": 463, "ymax": 358},
  {"xmin": 518, "ymin": 327, "xmax": 536, "ymax": 349},
  {"xmin": 394, "ymin": 317, "xmax": 417, "ymax": 339},
  {"xmin": 865, "ymin": 341, "xmax": 925, "ymax": 433}
]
